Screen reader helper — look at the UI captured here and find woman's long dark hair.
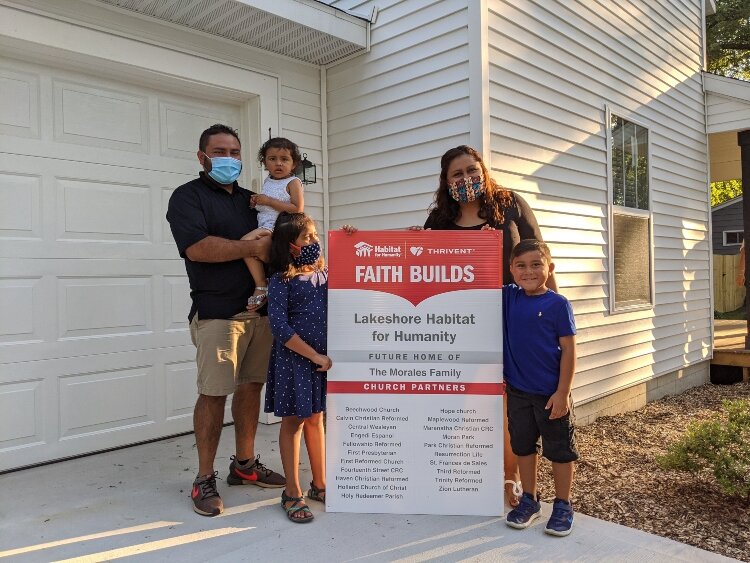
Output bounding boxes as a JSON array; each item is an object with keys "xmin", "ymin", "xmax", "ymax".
[
  {"xmin": 428, "ymin": 145, "xmax": 514, "ymax": 227},
  {"xmin": 268, "ymin": 212, "xmax": 325, "ymax": 280}
]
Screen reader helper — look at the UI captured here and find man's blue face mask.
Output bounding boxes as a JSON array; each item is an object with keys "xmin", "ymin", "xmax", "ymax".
[{"xmin": 203, "ymin": 153, "xmax": 242, "ymax": 185}]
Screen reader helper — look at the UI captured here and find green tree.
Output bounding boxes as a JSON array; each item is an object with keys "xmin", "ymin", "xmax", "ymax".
[
  {"xmin": 707, "ymin": 0, "xmax": 750, "ymax": 80},
  {"xmin": 711, "ymin": 179, "xmax": 743, "ymax": 207}
]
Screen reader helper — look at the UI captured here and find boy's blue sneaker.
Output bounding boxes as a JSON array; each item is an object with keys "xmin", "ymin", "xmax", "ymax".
[
  {"xmin": 505, "ymin": 492, "xmax": 541, "ymax": 529},
  {"xmin": 545, "ymin": 498, "xmax": 574, "ymax": 536}
]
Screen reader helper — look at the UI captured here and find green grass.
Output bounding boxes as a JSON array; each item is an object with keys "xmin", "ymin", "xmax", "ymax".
[{"xmin": 715, "ymin": 307, "xmax": 748, "ymax": 320}]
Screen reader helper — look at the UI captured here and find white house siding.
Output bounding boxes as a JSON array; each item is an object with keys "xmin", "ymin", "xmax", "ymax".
[
  {"xmin": 0, "ymin": 0, "xmax": 324, "ymax": 469},
  {"xmin": 487, "ymin": 0, "xmax": 711, "ymax": 404},
  {"xmin": 323, "ymin": 0, "xmax": 473, "ymax": 230},
  {"xmin": 706, "ymin": 93, "xmax": 750, "ymax": 135},
  {"xmin": 705, "ymin": 73, "xmax": 750, "ymax": 135}
]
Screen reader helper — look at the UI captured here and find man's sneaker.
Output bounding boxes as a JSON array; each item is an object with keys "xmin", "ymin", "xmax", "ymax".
[
  {"xmin": 227, "ymin": 455, "xmax": 286, "ymax": 488},
  {"xmin": 191, "ymin": 471, "xmax": 223, "ymax": 516},
  {"xmin": 545, "ymin": 498, "xmax": 574, "ymax": 536},
  {"xmin": 505, "ymin": 492, "xmax": 541, "ymax": 529}
]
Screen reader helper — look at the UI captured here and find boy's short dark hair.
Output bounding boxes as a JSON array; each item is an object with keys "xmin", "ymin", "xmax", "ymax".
[
  {"xmin": 258, "ymin": 137, "xmax": 302, "ymax": 167},
  {"xmin": 510, "ymin": 239, "xmax": 552, "ymax": 263}
]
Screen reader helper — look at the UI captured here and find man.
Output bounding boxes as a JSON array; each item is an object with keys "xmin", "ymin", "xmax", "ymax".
[{"xmin": 167, "ymin": 123, "xmax": 285, "ymax": 516}]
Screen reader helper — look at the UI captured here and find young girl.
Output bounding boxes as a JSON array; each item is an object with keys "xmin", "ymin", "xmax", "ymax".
[
  {"xmin": 242, "ymin": 138, "xmax": 305, "ymax": 308},
  {"xmin": 264, "ymin": 212, "xmax": 330, "ymax": 523}
]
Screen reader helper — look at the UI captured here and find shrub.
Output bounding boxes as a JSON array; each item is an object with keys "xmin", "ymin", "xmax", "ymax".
[{"xmin": 657, "ymin": 399, "xmax": 750, "ymax": 501}]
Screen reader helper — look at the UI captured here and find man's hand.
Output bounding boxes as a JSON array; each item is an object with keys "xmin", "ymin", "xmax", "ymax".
[{"xmin": 545, "ymin": 390, "xmax": 570, "ymax": 420}]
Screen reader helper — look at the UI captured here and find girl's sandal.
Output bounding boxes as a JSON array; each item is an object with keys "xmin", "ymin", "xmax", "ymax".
[
  {"xmin": 281, "ymin": 491, "xmax": 314, "ymax": 523},
  {"xmin": 248, "ymin": 286, "xmax": 268, "ymax": 307},
  {"xmin": 504, "ymin": 480, "xmax": 522, "ymax": 507},
  {"xmin": 307, "ymin": 481, "xmax": 326, "ymax": 503}
]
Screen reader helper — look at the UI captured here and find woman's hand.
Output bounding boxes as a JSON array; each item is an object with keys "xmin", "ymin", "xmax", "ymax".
[
  {"xmin": 341, "ymin": 224, "xmax": 358, "ymax": 235},
  {"xmin": 481, "ymin": 224, "xmax": 496, "ymax": 231}
]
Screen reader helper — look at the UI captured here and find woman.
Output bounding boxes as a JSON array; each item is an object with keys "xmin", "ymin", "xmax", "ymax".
[{"xmin": 419, "ymin": 145, "xmax": 557, "ymax": 507}]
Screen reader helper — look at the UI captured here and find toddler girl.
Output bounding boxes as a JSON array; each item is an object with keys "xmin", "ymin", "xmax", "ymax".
[{"xmin": 242, "ymin": 138, "xmax": 305, "ymax": 308}]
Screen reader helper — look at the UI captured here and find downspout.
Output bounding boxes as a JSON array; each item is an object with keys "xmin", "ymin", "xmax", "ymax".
[
  {"xmin": 321, "ymin": 14, "xmax": 372, "ymax": 241},
  {"xmin": 321, "ymin": 65, "xmax": 330, "ymax": 242},
  {"xmin": 468, "ymin": 0, "xmax": 490, "ymax": 161},
  {"xmin": 700, "ymin": 0, "xmax": 715, "ymax": 358}
]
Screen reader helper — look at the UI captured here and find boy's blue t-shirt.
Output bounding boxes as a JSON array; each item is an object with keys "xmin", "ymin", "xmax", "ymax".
[{"xmin": 502, "ymin": 284, "xmax": 576, "ymax": 396}]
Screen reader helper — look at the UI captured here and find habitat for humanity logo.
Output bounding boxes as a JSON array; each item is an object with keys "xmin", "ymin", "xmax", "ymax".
[
  {"xmin": 354, "ymin": 241, "xmax": 402, "ymax": 258},
  {"xmin": 354, "ymin": 242, "xmax": 374, "ymax": 257}
]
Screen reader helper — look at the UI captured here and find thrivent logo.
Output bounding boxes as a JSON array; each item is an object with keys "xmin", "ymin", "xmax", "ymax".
[{"xmin": 410, "ymin": 246, "xmax": 424, "ymax": 256}]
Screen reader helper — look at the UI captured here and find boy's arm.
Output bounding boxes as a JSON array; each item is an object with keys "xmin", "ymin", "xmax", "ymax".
[{"xmin": 545, "ymin": 334, "xmax": 576, "ymax": 419}]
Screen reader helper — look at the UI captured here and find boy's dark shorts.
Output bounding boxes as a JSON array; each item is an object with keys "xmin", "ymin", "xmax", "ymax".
[{"xmin": 506, "ymin": 384, "xmax": 579, "ymax": 463}]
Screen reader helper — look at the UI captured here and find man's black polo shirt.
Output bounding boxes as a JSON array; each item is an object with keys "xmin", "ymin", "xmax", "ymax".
[{"xmin": 166, "ymin": 172, "xmax": 262, "ymax": 321}]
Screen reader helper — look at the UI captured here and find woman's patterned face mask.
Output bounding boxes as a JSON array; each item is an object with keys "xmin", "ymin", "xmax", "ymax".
[{"xmin": 448, "ymin": 172, "xmax": 485, "ymax": 203}]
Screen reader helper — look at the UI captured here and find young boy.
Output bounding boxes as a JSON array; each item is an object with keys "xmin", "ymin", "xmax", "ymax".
[{"xmin": 503, "ymin": 239, "xmax": 578, "ymax": 536}]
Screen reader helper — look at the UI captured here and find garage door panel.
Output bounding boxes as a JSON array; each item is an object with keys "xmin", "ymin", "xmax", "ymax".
[
  {"xmin": 57, "ymin": 178, "xmax": 152, "ymax": 242},
  {"xmin": 0, "ymin": 379, "xmax": 43, "ymax": 448},
  {"xmin": 0, "ymin": 345, "xmax": 197, "ymax": 468},
  {"xmin": 0, "ymin": 135, "xmax": 208, "ymax": 175},
  {"xmin": 58, "ymin": 276, "xmax": 152, "ymax": 339},
  {"xmin": 164, "ymin": 275, "xmax": 191, "ymax": 332},
  {"xmin": 159, "ymin": 100, "xmax": 239, "ymax": 159},
  {"xmin": 0, "ymin": 171, "xmax": 41, "ymax": 239},
  {"xmin": 53, "ymin": 79, "xmax": 149, "ymax": 153},
  {"xmin": 59, "ymin": 365, "xmax": 153, "ymax": 439},
  {"xmin": 0, "ymin": 277, "xmax": 41, "ymax": 344},
  {"xmin": 165, "ymin": 361, "xmax": 197, "ymax": 422},
  {"xmin": 0, "ymin": 67, "xmax": 40, "ymax": 137},
  {"xmin": 0, "ymin": 273, "xmax": 189, "ymax": 366}
]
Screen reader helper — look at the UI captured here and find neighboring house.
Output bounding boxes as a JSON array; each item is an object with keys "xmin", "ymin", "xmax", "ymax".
[
  {"xmin": 711, "ymin": 196, "xmax": 744, "ymax": 255},
  {"xmin": 0, "ymin": 0, "xmax": 738, "ymax": 471}
]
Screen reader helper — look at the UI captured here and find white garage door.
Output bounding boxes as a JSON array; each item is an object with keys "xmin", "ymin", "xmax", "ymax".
[{"xmin": 0, "ymin": 56, "xmax": 243, "ymax": 471}]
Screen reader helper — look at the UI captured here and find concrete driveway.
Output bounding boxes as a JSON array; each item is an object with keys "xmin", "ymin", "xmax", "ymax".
[{"xmin": 0, "ymin": 424, "xmax": 734, "ymax": 562}]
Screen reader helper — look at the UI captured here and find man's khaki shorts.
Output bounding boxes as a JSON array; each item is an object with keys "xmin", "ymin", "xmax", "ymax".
[{"xmin": 189, "ymin": 312, "xmax": 273, "ymax": 396}]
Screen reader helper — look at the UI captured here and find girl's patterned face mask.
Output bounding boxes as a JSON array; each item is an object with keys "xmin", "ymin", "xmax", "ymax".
[
  {"xmin": 289, "ymin": 241, "xmax": 321, "ymax": 266},
  {"xmin": 448, "ymin": 172, "xmax": 485, "ymax": 203}
]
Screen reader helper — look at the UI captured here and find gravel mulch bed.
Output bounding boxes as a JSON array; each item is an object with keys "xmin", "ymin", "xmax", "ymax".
[{"xmin": 537, "ymin": 382, "xmax": 750, "ymax": 562}]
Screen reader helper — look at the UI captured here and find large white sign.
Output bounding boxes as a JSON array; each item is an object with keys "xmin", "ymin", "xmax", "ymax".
[{"xmin": 326, "ymin": 231, "xmax": 504, "ymax": 516}]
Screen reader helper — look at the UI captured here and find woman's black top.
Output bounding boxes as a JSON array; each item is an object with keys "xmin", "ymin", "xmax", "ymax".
[{"xmin": 423, "ymin": 192, "xmax": 544, "ymax": 285}]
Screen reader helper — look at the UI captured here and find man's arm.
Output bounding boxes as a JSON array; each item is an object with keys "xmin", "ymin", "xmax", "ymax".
[{"xmin": 185, "ymin": 235, "xmax": 270, "ymax": 263}]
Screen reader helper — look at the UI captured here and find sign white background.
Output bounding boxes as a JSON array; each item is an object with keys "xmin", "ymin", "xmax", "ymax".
[{"xmin": 327, "ymin": 289, "xmax": 504, "ymax": 516}]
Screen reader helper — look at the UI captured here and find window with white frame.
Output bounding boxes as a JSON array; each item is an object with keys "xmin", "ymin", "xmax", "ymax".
[
  {"xmin": 723, "ymin": 230, "xmax": 744, "ymax": 246},
  {"xmin": 608, "ymin": 110, "xmax": 653, "ymax": 311}
]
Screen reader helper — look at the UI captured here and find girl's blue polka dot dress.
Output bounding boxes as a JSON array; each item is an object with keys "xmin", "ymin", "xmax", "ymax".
[{"xmin": 264, "ymin": 269, "xmax": 328, "ymax": 418}]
